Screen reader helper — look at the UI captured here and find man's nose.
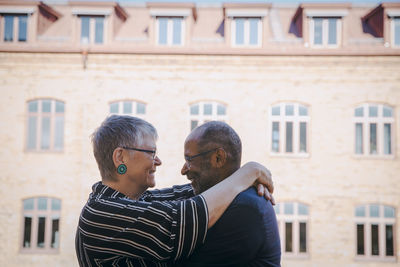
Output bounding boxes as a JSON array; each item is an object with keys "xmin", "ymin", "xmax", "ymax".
[
  {"xmin": 181, "ymin": 162, "xmax": 189, "ymax": 175},
  {"xmin": 154, "ymin": 156, "xmax": 162, "ymax": 166}
]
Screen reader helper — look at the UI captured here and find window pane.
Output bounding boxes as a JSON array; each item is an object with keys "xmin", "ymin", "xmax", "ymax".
[
  {"xmin": 158, "ymin": 18, "xmax": 168, "ymax": 45},
  {"xmin": 28, "ymin": 101, "xmax": 38, "ymax": 112},
  {"xmin": 356, "ymin": 224, "xmax": 364, "ymax": 255},
  {"xmin": 395, "ymin": 18, "xmax": 400, "ymax": 46},
  {"xmin": 313, "ymin": 18, "xmax": 323, "ymax": 45},
  {"xmin": 271, "ymin": 106, "xmax": 280, "ymax": 116},
  {"xmin": 300, "ymin": 122, "xmax": 307, "ymax": 153},
  {"xmin": 285, "ymin": 104, "xmax": 294, "ymax": 116},
  {"xmin": 285, "ymin": 222, "xmax": 293, "ymax": 252},
  {"xmin": 54, "ymin": 116, "xmax": 64, "ymax": 149},
  {"xmin": 51, "ymin": 199, "xmax": 61, "ymax": 211},
  {"xmin": 4, "ymin": 15, "xmax": 14, "ymax": 42},
  {"xmin": 355, "ymin": 206, "xmax": 365, "ymax": 217},
  {"xmin": 190, "ymin": 104, "xmax": 199, "ymax": 115},
  {"xmin": 370, "ymin": 204, "xmax": 379, "ymax": 217},
  {"xmin": 384, "ymin": 206, "xmax": 395, "ymax": 218},
  {"xmin": 368, "ymin": 106, "xmax": 378, "ymax": 117},
  {"xmin": 203, "ymin": 104, "xmax": 212, "ymax": 115},
  {"xmin": 369, "ymin": 123, "xmax": 377, "ymax": 154},
  {"xmin": 298, "ymin": 203, "xmax": 309, "ymax": 215},
  {"xmin": 191, "ymin": 120, "xmax": 198, "ymax": 130},
  {"xmin": 172, "ymin": 18, "xmax": 182, "ymax": 45},
  {"xmin": 81, "ymin": 16, "xmax": 90, "ymax": 44},
  {"xmin": 18, "ymin": 15, "xmax": 27, "ymax": 42},
  {"xmin": 95, "ymin": 17, "xmax": 104, "ymax": 44},
  {"xmin": 55, "ymin": 101, "xmax": 64, "ymax": 113},
  {"xmin": 217, "ymin": 105, "xmax": 226, "ymax": 115},
  {"xmin": 37, "ymin": 198, "xmax": 47, "ymax": 210},
  {"xmin": 383, "ymin": 106, "xmax": 392, "ymax": 117},
  {"xmin": 272, "ymin": 122, "xmax": 279, "ymax": 152},
  {"xmin": 123, "ymin": 102, "xmax": 132, "ymax": 114},
  {"xmin": 23, "ymin": 198, "xmax": 34, "ymax": 211},
  {"xmin": 285, "ymin": 122, "xmax": 293, "ymax": 153},
  {"xmin": 41, "ymin": 117, "xmax": 51, "ymax": 150},
  {"xmin": 299, "ymin": 222, "xmax": 307, "ymax": 253},
  {"xmin": 284, "ymin": 202, "xmax": 294, "ymax": 215},
  {"xmin": 355, "ymin": 123, "xmax": 363, "ymax": 154},
  {"xmin": 384, "ymin": 124, "xmax": 391, "ymax": 155},
  {"xmin": 37, "ymin": 217, "xmax": 46, "ymax": 248},
  {"xmin": 110, "ymin": 102, "xmax": 118, "ymax": 113},
  {"xmin": 23, "ymin": 217, "xmax": 32, "ymax": 248},
  {"xmin": 274, "ymin": 203, "xmax": 280, "ymax": 214},
  {"xmin": 249, "ymin": 18, "xmax": 258, "ymax": 45},
  {"xmin": 235, "ymin": 18, "xmax": 245, "ymax": 45},
  {"xmin": 42, "ymin": 100, "xmax": 51, "ymax": 113},
  {"xmin": 136, "ymin": 102, "xmax": 146, "ymax": 114},
  {"xmin": 354, "ymin": 107, "xmax": 363, "ymax": 117},
  {"xmin": 51, "ymin": 218, "xmax": 60, "ymax": 248},
  {"xmin": 299, "ymin": 105, "xmax": 308, "ymax": 116},
  {"xmin": 27, "ymin": 116, "xmax": 37, "ymax": 149},
  {"xmin": 328, "ymin": 18, "xmax": 337, "ymax": 45},
  {"xmin": 371, "ymin": 224, "xmax": 379, "ymax": 256},
  {"xmin": 386, "ymin": 225, "xmax": 394, "ymax": 256}
]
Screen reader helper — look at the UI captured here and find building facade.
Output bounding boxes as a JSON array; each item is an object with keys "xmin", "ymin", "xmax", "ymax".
[{"xmin": 0, "ymin": 1, "xmax": 399, "ymax": 266}]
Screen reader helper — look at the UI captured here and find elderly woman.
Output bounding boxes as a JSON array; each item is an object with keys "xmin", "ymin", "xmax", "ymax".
[{"xmin": 76, "ymin": 115, "xmax": 273, "ymax": 267}]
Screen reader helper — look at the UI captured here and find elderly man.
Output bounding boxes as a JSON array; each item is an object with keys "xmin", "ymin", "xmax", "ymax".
[{"xmin": 177, "ymin": 121, "xmax": 281, "ymax": 267}]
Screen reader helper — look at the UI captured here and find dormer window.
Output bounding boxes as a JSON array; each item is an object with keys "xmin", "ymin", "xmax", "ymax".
[
  {"xmin": 0, "ymin": 7, "xmax": 32, "ymax": 43},
  {"xmin": 80, "ymin": 16, "xmax": 104, "ymax": 44},
  {"xmin": 156, "ymin": 17, "xmax": 184, "ymax": 46},
  {"xmin": 392, "ymin": 17, "xmax": 400, "ymax": 47},
  {"xmin": 310, "ymin": 17, "xmax": 339, "ymax": 46}
]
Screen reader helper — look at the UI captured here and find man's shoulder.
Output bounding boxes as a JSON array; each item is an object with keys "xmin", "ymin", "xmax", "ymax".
[{"xmin": 232, "ymin": 187, "xmax": 273, "ymax": 210}]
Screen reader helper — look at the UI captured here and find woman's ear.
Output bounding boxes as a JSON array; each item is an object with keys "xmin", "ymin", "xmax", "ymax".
[{"xmin": 112, "ymin": 147, "xmax": 125, "ymax": 168}]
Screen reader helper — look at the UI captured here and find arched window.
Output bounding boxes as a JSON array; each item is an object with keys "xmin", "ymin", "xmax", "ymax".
[
  {"xmin": 270, "ymin": 103, "xmax": 309, "ymax": 155},
  {"xmin": 21, "ymin": 197, "xmax": 61, "ymax": 253},
  {"xmin": 189, "ymin": 101, "xmax": 227, "ymax": 130},
  {"xmin": 274, "ymin": 202, "xmax": 309, "ymax": 257},
  {"xmin": 109, "ymin": 100, "xmax": 146, "ymax": 117},
  {"xmin": 355, "ymin": 204, "xmax": 395, "ymax": 260},
  {"xmin": 26, "ymin": 99, "xmax": 65, "ymax": 151},
  {"xmin": 354, "ymin": 104, "xmax": 394, "ymax": 156}
]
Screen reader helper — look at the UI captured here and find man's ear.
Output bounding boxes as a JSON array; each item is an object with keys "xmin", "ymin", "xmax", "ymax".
[
  {"xmin": 213, "ymin": 148, "xmax": 227, "ymax": 168},
  {"xmin": 112, "ymin": 147, "xmax": 125, "ymax": 168}
]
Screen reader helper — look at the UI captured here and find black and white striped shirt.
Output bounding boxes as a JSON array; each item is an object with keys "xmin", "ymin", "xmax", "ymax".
[{"xmin": 75, "ymin": 182, "xmax": 208, "ymax": 267}]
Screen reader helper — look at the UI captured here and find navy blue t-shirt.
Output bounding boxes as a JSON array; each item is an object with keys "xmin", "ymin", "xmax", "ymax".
[{"xmin": 179, "ymin": 187, "xmax": 281, "ymax": 267}]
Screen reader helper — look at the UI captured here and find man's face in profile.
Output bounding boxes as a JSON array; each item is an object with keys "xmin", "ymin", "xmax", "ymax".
[{"xmin": 181, "ymin": 137, "xmax": 217, "ymax": 195}]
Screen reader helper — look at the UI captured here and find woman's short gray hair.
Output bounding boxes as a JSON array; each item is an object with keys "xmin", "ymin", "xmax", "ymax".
[{"xmin": 91, "ymin": 115, "xmax": 158, "ymax": 181}]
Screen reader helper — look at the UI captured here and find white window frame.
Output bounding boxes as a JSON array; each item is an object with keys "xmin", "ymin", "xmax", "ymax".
[
  {"xmin": 309, "ymin": 17, "xmax": 341, "ymax": 48},
  {"xmin": 270, "ymin": 103, "xmax": 310, "ymax": 157},
  {"xmin": 26, "ymin": 99, "xmax": 65, "ymax": 152},
  {"xmin": 189, "ymin": 101, "xmax": 227, "ymax": 130},
  {"xmin": 391, "ymin": 17, "xmax": 400, "ymax": 48},
  {"xmin": 231, "ymin": 17, "xmax": 262, "ymax": 47},
  {"xmin": 354, "ymin": 204, "xmax": 396, "ymax": 262},
  {"xmin": 275, "ymin": 202, "xmax": 310, "ymax": 259},
  {"xmin": 0, "ymin": 13, "xmax": 29, "ymax": 43},
  {"xmin": 79, "ymin": 15, "xmax": 105, "ymax": 45},
  {"xmin": 109, "ymin": 100, "xmax": 146, "ymax": 119},
  {"xmin": 20, "ymin": 197, "xmax": 61, "ymax": 254},
  {"xmin": 155, "ymin": 16, "xmax": 185, "ymax": 46},
  {"xmin": 353, "ymin": 103, "xmax": 394, "ymax": 158}
]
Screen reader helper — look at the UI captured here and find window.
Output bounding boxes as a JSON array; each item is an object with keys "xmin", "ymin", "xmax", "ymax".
[
  {"xmin": 392, "ymin": 17, "xmax": 400, "ymax": 47},
  {"xmin": 275, "ymin": 202, "xmax": 309, "ymax": 257},
  {"xmin": 109, "ymin": 100, "xmax": 146, "ymax": 118},
  {"xmin": 189, "ymin": 101, "xmax": 227, "ymax": 130},
  {"xmin": 2, "ymin": 14, "xmax": 28, "ymax": 42},
  {"xmin": 354, "ymin": 104, "xmax": 394, "ymax": 156},
  {"xmin": 26, "ymin": 99, "xmax": 65, "ymax": 151},
  {"xmin": 156, "ymin": 17, "xmax": 184, "ymax": 46},
  {"xmin": 80, "ymin": 16, "xmax": 104, "ymax": 44},
  {"xmin": 231, "ymin": 17, "xmax": 262, "ymax": 46},
  {"xmin": 355, "ymin": 204, "xmax": 395, "ymax": 260},
  {"xmin": 21, "ymin": 197, "xmax": 61, "ymax": 253},
  {"xmin": 310, "ymin": 17, "xmax": 341, "ymax": 47},
  {"xmin": 270, "ymin": 103, "xmax": 309, "ymax": 155}
]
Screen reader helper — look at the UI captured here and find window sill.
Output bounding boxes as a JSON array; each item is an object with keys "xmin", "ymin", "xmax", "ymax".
[
  {"xmin": 354, "ymin": 256, "xmax": 396, "ymax": 262},
  {"xmin": 352, "ymin": 154, "xmax": 395, "ymax": 160},
  {"xmin": 269, "ymin": 152, "xmax": 310, "ymax": 159},
  {"xmin": 283, "ymin": 253, "xmax": 309, "ymax": 260}
]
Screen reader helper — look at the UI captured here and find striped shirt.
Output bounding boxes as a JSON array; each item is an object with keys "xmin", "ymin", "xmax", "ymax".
[{"xmin": 75, "ymin": 182, "xmax": 208, "ymax": 267}]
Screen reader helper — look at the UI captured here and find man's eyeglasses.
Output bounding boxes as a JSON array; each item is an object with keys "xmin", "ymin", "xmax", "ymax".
[
  {"xmin": 184, "ymin": 147, "xmax": 220, "ymax": 167},
  {"xmin": 122, "ymin": 146, "xmax": 157, "ymax": 159}
]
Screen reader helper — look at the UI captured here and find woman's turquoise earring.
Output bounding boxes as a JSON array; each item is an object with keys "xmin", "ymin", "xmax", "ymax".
[{"xmin": 117, "ymin": 164, "xmax": 127, "ymax": 174}]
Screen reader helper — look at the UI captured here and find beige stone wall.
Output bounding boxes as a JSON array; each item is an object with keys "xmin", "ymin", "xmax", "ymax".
[{"xmin": 0, "ymin": 52, "xmax": 399, "ymax": 266}]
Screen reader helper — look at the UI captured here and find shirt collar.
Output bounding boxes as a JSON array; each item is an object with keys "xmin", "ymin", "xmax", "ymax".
[{"xmin": 91, "ymin": 181, "xmax": 128, "ymax": 199}]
